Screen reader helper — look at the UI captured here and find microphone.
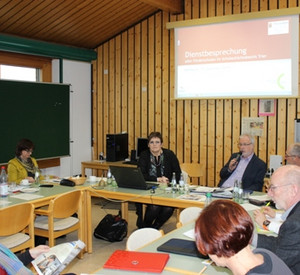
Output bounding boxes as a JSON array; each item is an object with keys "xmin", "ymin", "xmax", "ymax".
[{"xmin": 236, "ymin": 152, "xmax": 242, "ymax": 162}]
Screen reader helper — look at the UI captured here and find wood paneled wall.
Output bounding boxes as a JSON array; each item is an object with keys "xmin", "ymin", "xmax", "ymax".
[{"xmin": 92, "ymin": 0, "xmax": 300, "ymax": 187}]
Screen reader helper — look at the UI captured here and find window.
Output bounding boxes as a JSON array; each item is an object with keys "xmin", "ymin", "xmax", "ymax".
[
  {"xmin": 0, "ymin": 51, "xmax": 52, "ymax": 82},
  {"xmin": 0, "ymin": 65, "xmax": 39, "ymax": 81}
]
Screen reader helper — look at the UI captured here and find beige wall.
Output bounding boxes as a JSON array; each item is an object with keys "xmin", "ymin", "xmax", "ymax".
[{"xmin": 92, "ymin": 0, "xmax": 300, "ymax": 186}]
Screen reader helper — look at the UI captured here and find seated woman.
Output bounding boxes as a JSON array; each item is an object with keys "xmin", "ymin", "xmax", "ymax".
[
  {"xmin": 7, "ymin": 138, "xmax": 39, "ymax": 184},
  {"xmin": 0, "ymin": 243, "xmax": 50, "ymax": 274},
  {"xmin": 195, "ymin": 200, "xmax": 292, "ymax": 275},
  {"xmin": 137, "ymin": 132, "xmax": 181, "ymax": 229}
]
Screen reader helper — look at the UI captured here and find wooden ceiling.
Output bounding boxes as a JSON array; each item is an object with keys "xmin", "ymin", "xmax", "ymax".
[{"xmin": 0, "ymin": 0, "xmax": 184, "ymax": 50}]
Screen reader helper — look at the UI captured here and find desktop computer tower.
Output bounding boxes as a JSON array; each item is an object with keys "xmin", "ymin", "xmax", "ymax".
[{"xmin": 106, "ymin": 133, "xmax": 128, "ymax": 162}]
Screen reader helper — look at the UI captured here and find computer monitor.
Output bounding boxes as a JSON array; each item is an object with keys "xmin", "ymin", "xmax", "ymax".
[
  {"xmin": 136, "ymin": 137, "xmax": 148, "ymax": 160},
  {"xmin": 106, "ymin": 133, "xmax": 128, "ymax": 161}
]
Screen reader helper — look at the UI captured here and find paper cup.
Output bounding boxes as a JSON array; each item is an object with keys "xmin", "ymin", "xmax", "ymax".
[
  {"xmin": 20, "ymin": 179, "xmax": 29, "ymax": 185},
  {"xmin": 89, "ymin": 176, "xmax": 97, "ymax": 182}
]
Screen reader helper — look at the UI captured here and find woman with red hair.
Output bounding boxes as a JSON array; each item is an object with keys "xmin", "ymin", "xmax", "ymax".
[{"xmin": 195, "ymin": 200, "xmax": 292, "ymax": 275}]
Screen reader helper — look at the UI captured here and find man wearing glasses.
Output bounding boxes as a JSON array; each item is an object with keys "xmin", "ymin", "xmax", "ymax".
[
  {"xmin": 254, "ymin": 143, "xmax": 300, "ymax": 234},
  {"xmin": 218, "ymin": 133, "xmax": 267, "ymax": 191},
  {"xmin": 252, "ymin": 165, "xmax": 300, "ymax": 274},
  {"xmin": 285, "ymin": 143, "xmax": 300, "ymax": 166}
]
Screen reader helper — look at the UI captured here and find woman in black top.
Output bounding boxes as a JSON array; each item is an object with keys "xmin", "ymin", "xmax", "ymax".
[{"xmin": 136, "ymin": 132, "xmax": 181, "ymax": 229}]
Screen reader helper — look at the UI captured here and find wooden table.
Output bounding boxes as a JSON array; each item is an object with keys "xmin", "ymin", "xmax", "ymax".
[
  {"xmin": 93, "ymin": 221, "xmax": 231, "ymax": 275},
  {"xmin": 0, "ymin": 183, "xmax": 90, "ymax": 254},
  {"xmin": 81, "ymin": 160, "xmax": 136, "ymax": 177},
  {"xmin": 85, "ymin": 186, "xmax": 206, "ymax": 253}
]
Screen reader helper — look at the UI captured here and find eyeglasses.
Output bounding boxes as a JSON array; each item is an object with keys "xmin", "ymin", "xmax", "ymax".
[
  {"xmin": 268, "ymin": 183, "xmax": 294, "ymax": 191},
  {"xmin": 25, "ymin": 149, "xmax": 33, "ymax": 153},
  {"xmin": 238, "ymin": 143, "xmax": 252, "ymax": 147},
  {"xmin": 149, "ymin": 141, "xmax": 161, "ymax": 144}
]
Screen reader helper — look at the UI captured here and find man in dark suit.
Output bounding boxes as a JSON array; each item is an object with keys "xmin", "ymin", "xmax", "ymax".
[
  {"xmin": 218, "ymin": 133, "xmax": 267, "ymax": 191},
  {"xmin": 252, "ymin": 165, "xmax": 300, "ymax": 274}
]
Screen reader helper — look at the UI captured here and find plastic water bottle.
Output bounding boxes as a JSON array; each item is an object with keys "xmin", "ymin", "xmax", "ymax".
[
  {"xmin": 0, "ymin": 166, "xmax": 8, "ymax": 197},
  {"xmin": 179, "ymin": 173, "xmax": 185, "ymax": 194},
  {"xmin": 107, "ymin": 168, "xmax": 112, "ymax": 187},
  {"xmin": 35, "ymin": 167, "xmax": 41, "ymax": 184},
  {"xmin": 205, "ymin": 192, "xmax": 212, "ymax": 207},
  {"xmin": 238, "ymin": 181, "xmax": 243, "ymax": 204},
  {"xmin": 171, "ymin": 172, "xmax": 177, "ymax": 193},
  {"xmin": 233, "ymin": 179, "xmax": 239, "ymax": 202},
  {"xmin": 111, "ymin": 176, "xmax": 118, "ymax": 190}
]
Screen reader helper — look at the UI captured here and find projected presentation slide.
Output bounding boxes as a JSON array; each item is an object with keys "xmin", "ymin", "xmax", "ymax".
[{"xmin": 175, "ymin": 15, "xmax": 299, "ymax": 99}]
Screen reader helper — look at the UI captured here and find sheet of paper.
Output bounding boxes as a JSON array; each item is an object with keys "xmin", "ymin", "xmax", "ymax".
[
  {"xmin": 177, "ymin": 194, "xmax": 206, "ymax": 201},
  {"xmin": 10, "ymin": 193, "xmax": 44, "ymax": 200},
  {"xmin": 250, "ymin": 194, "xmax": 271, "ymax": 201},
  {"xmin": 183, "ymin": 229, "xmax": 195, "ymax": 240},
  {"xmin": 0, "ymin": 200, "xmax": 11, "ymax": 206},
  {"xmin": 194, "ymin": 186, "xmax": 219, "ymax": 193},
  {"xmin": 241, "ymin": 203, "xmax": 260, "ymax": 211}
]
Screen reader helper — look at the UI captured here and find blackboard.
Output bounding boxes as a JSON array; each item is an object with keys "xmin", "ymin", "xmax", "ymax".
[{"xmin": 0, "ymin": 79, "xmax": 70, "ymax": 164}]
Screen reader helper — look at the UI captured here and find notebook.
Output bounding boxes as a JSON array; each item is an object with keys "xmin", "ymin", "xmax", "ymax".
[
  {"xmin": 103, "ymin": 250, "xmax": 169, "ymax": 273},
  {"xmin": 157, "ymin": 238, "xmax": 209, "ymax": 259},
  {"xmin": 110, "ymin": 166, "xmax": 159, "ymax": 190}
]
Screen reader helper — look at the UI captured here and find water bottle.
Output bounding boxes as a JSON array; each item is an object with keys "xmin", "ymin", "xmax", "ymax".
[
  {"xmin": 111, "ymin": 175, "xmax": 118, "ymax": 190},
  {"xmin": 107, "ymin": 168, "xmax": 112, "ymax": 187},
  {"xmin": 233, "ymin": 179, "xmax": 239, "ymax": 202},
  {"xmin": 205, "ymin": 192, "xmax": 212, "ymax": 206},
  {"xmin": 0, "ymin": 166, "xmax": 8, "ymax": 197},
  {"xmin": 179, "ymin": 173, "xmax": 185, "ymax": 194},
  {"xmin": 99, "ymin": 152, "xmax": 104, "ymax": 161},
  {"xmin": 238, "ymin": 181, "xmax": 243, "ymax": 204},
  {"xmin": 34, "ymin": 167, "xmax": 41, "ymax": 184},
  {"xmin": 171, "ymin": 172, "xmax": 177, "ymax": 193},
  {"xmin": 184, "ymin": 182, "xmax": 190, "ymax": 195}
]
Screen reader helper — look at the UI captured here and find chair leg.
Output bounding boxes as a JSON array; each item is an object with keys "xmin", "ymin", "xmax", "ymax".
[{"xmin": 176, "ymin": 208, "xmax": 182, "ymax": 223}]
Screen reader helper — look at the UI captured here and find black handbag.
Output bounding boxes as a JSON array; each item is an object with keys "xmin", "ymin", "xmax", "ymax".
[{"xmin": 93, "ymin": 210, "xmax": 128, "ymax": 242}]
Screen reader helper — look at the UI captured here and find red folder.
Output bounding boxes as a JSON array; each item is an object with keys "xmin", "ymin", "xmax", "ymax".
[{"xmin": 103, "ymin": 250, "xmax": 170, "ymax": 273}]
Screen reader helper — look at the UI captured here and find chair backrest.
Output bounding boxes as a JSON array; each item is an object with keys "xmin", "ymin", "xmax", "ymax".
[
  {"xmin": 180, "ymin": 163, "xmax": 203, "ymax": 185},
  {"xmin": 126, "ymin": 228, "xmax": 163, "ymax": 251},
  {"xmin": 0, "ymin": 203, "xmax": 35, "ymax": 252},
  {"xmin": 177, "ymin": 207, "xmax": 202, "ymax": 228},
  {"xmin": 50, "ymin": 190, "xmax": 82, "ymax": 218},
  {"xmin": 34, "ymin": 190, "xmax": 83, "ymax": 249}
]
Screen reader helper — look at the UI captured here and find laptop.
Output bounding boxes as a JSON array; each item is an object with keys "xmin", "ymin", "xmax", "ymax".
[
  {"xmin": 103, "ymin": 250, "xmax": 169, "ymax": 273},
  {"xmin": 110, "ymin": 166, "xmax": 159, "ymax": 190}
]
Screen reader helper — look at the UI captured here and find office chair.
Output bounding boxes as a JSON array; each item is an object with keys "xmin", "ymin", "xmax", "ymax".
[{"xmin": 0, "ymin": 203, "xmax": 35, "ymax": 253}]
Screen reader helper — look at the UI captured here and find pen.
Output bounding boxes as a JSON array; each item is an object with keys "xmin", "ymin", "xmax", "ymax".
[
  {"xmin": 261, "ymin": 201, "xmax": 270, "ymax": 212},
  {"xmin": 198, "ymin": 266, "xmax": 207, "ymax": 275}
]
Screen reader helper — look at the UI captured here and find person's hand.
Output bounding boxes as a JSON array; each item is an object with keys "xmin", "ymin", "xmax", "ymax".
[
  {"xmin": 29, "ymin": 245, "xmax": 50, "ymax": 259},
  {"xmin": 261, "ymin": 206, "xmax": 276, "ymax": 218},
  {"xmin": 160, "ymin": 176, "xmax": 169, "ymax": 183},
  {"xmin": 253, "ymin": 209, "xmax": 266, "ymax": 228},
  {"xmin": 26, "ymin": 177, "xmax": 35, "ymax": 183},
  {"xmin": 228, "ymin": 158, "xmax": 238, "ymax": 172},
  {"xmin": 157, "ymin": 176, "xmax": 169, "ymax": 184}
]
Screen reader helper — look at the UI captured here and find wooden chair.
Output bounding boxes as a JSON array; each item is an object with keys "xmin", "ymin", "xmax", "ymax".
[
  {"xmin": 34, "ymin": 190, "xmax": 83, "ymax": 256},
  {"xmin": 126, "ymin": 228, "xmax": 164, "ymax": 251},
  {"xmin": 176, "ymin": 207, "xmax": 203, "ymax": 228},
  {"xmin": 180, "ymin": 163, "xmax": 203, "ymax": 185},
  {"xmin": 0, "ymin": 203, "xmax": 35, "ymax": 253}
]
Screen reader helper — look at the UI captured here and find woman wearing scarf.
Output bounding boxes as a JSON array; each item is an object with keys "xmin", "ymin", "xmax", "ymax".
[{"xmin": 7, "ymin": 139, "xmax": 38, "ymax": 184}]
